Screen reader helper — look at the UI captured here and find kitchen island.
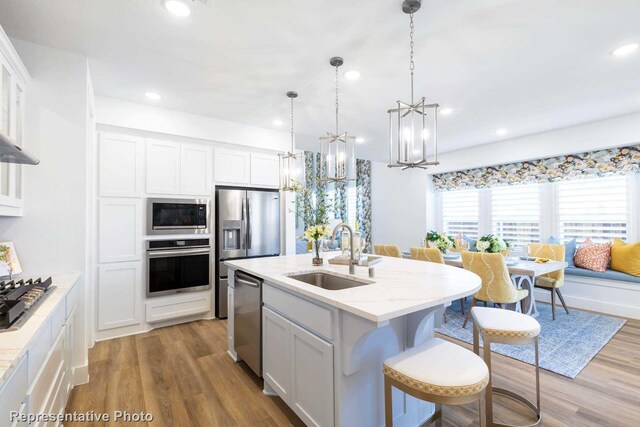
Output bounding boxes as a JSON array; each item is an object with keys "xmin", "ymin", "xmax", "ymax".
[{"xmin": 225, "ymin": 254, "xmax": 481, "ymax": 427}]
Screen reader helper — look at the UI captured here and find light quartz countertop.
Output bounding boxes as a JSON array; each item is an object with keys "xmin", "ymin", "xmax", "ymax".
[
  {"xmin": 225, "ymin": 254, "xmax": 481, "ymax": 323},
  {"xmin": 0, "ymin": 272, "xmax": 80, "ymax": 386}
]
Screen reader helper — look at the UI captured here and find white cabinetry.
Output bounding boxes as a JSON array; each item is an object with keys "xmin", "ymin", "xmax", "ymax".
[
  {"xmin": 250, "ymin": 153, "xmax": 280, "ymax": 187},
  {"xmin": 99, "ymin": 133, "xmax": 145, "ymax": 197},
  {"xmin": 262, "ymin": 306, "xmax": 335, "ymax": 427},
  {"xmin": 0, "ymin": 278, "xmax": 82, "ymax": 427},
  {"xmin": 145, "ymin": 291, "xmax": 211, "ymax": 323},
  {"xmin": 98, "ymin": 262, "xmax": 142, "ymax": 330},
  {"xmin": 180, "ymin": 143, "xmax": 213, "ymax": 195},
  {"xmin": 0, "ymin": 27, "xmax": 29, "ymax": 216},
  {"xmin": 146, "ymin": 139, "xmax": 181, "ymax": 195},
  {"xmin": 98, "ymin": 198, "xmax": 142, "ymax": 263},
  {"xmin": 290, "ymin": 321, "xmax": 334, "ymax": 427},
  {"xmin": 0, "ymin": 355, "xmax": 27, "ymax": 425},
  {"xmin": 214, "ymin": 148, "xmax": 250, "ymax": 184},
  {"xmin": 147, "ymin": 139, "xmax": 213, "ymax": 196},
  {"xmin": 263, "ymin": 307, "xmax": 291, "ymax": 400}
]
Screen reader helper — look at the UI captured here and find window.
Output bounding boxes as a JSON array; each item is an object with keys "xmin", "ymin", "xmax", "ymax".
[
  {"xmin": 558, "ymin": 176, "xmax": 628, "ymax": 244},
  {"xmin": 492, "ymin": 184, "xmax": 541, "ymax": 250},
  {"xmin": 441, "ymin": 189, "xmax": 479, "ymax": 238}
]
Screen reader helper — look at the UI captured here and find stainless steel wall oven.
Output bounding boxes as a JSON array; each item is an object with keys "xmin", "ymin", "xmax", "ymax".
[{"xmin": 147, "ymin": 238, "xmax": 211, "ymax": 297}]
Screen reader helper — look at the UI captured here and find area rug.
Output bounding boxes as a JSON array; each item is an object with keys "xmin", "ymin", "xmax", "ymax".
[{"xmin": 436, "ymin": 300, "xmax": 626, "ymax": 379}]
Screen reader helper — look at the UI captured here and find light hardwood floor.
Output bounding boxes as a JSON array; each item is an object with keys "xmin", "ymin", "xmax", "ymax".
[{"xmin": 66, "ymin": 315, "xmax": 640, "ymax": 427}]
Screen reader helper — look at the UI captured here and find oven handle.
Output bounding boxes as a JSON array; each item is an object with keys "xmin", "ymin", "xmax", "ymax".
[{"xmin": 147, "ymin": 248, "xmax": 211, "ymax": 258}]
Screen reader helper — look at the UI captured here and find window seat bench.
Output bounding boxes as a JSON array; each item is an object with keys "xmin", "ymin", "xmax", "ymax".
[
  {"xmin": 564, "ymin": 266, "xmax": 640, "ymax": 284},
  {"xmin": 533, "ymin": 266, "xmax": 640, "ymax": 320}
]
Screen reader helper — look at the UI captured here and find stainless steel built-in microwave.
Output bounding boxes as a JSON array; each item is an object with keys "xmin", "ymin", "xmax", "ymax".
[{"xmin": 147, "ymin": 198, "xmax": 210, "ymax": 235}]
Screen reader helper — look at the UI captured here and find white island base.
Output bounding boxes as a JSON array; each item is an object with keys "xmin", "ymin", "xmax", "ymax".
[{"xmin": 226, "ymin": 254, "xmax": 481, "ymax": 427}]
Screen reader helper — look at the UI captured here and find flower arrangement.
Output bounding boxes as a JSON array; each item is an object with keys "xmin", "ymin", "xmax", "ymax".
[
  {"xmin": 304, "ymin": 224, "xmax": 332, "ymax": 258},
  {"xmin": 290, "ymin": 180, "xmax": 333, "ymax": 264},
  {"xmin": 475, "ymin": 234, "xmax": 510, "ymax": 254},
  {"xmin": 425, "ymin": 230, "xmax": 454, "ymax": 254}
]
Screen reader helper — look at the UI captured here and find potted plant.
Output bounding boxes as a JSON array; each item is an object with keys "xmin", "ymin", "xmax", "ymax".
[
  {"xmin": 425, "ymin": 230, "xmax": 454, "ymax": 254},
  {"xmin": 475, "ymin": 234, "xmax": 510, "ymax": 254},
  {"xmin": 291, "ymin": 180, "xmax": 333, "ymax": 265}
]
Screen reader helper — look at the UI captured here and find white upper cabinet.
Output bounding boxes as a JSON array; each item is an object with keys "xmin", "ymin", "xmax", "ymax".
[
  {"xmin": 99, "ymin": 133, "xmax": 144, "ymax": 197},
  {"xmin": 214, "ymin": 148, "xmax": 250, "ymax": 184},
  {"xmin": 146, "ymin": 139, "xmax": 181, "ymax": 195},
  {"xmin": 250, "ymin": 152, "xmax": 280, "ymax": 188},
  {"xmin": 181, "ymin": 143, "xmax": 212, "ymax": 196},
  {"xmin": 145, "ymin": 139, "xmax": 213, "ymax": 196},
  {"xmin": 0, "ymin": 31, "xmax": 29, "ymax": 216}
]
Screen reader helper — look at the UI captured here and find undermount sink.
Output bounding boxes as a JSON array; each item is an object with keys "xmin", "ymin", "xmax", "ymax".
[{"xmin": 287, "ymin": 271, "xmax": 374, "ymax": 291}]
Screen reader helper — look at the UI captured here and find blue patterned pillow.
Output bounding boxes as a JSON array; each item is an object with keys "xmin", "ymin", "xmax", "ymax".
[
  {"xmin": 547, "ymin": 236, "xmax": 576, "ymax": 267},
  {"xmin": 463, "ymin": 235, "xmax": 477, "ymax": 252}
]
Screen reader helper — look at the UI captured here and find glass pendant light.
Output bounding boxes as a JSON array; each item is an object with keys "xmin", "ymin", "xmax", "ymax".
[
  {"xmin": 320, "ymin": 57, "xmax": 356, "ymax": 182},
  {"xmin": 279, "ymin": 91, "xmax": 305, "ymax": 191},
  {"xmin": 388, "ymin": 0, "xmax": 439, "ymax": 169}
]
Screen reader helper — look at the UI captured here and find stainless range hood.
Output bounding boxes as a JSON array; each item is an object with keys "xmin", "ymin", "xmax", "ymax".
[{"xmin": 0, "ymin": 131, "xmax": 39, "ymax": 165}]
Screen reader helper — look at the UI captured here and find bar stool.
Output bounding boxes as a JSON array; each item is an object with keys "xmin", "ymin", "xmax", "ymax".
[
  {"xmin": 383, "ymin": 337, "xmax": 489, "ymax": 427},
  {"xmin": 471, "ymin": 307, "xmax": 542, "ymax": 427}
]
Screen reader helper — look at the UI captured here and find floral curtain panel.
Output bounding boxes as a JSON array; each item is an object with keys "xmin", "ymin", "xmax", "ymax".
[
  {"xmin": 304, "ymin": 152, "xmax": 372, "ymax": 252},
  {"xmin": 432, "ymin": 145, "xmax": 640, "ymax": 192}
]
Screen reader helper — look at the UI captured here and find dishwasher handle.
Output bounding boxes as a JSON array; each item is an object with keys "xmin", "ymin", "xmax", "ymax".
[{"xmin": 235, "ymin": 271, "xmax": 261, "ymax": 288}]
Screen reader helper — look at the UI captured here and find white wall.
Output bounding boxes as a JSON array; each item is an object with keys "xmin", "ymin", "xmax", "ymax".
[
  {"xmin": 429, "ymin": 111, "xmax": 640, "ymax": 174},
  {"xmin": 0, "ymin": 39, "xmax": 90, "ymax": 369},
  {"xmin": 370, "ymin": 161, "xmax": 428, "ymax": 251},
  {"xmin": 0, "ymin": 39, "xmax": 88, "ymax": 276},
  {"xmin": 95, "ymin": 96, "xmax": 290, "ymax": 152}
]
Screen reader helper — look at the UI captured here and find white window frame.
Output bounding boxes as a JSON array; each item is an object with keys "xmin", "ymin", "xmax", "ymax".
[{"xmin": 433, "ymin": 174, "xmax": 637, "ymax": 249}]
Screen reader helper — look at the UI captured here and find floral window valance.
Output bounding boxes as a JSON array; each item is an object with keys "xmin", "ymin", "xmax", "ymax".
[{"xmin": 432, "ymin": 145, "xmax": 640, "ymax": 192}]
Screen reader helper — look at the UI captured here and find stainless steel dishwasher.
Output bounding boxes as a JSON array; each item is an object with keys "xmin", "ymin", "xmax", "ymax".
[{"xmin": 233, "ymin": 270, "xmax": 263, "ymax": 377}]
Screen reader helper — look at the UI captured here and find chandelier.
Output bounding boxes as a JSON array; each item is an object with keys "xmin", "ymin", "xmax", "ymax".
[
  {"xmin": 320, "ymin": 57, "xmax": 356, "ymax": 182},
  {"xmin": 279, "ymin": 91, "xmax": 305, "ymax": 191},
  {"xmin": 388, "ymin": 0, "xmax": 439, "ymax": 169}
]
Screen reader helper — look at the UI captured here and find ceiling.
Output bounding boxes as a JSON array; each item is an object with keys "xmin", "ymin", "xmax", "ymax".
[{"xmin": 1, "ymin": 0, "xmax": 639, "ymax": 161}]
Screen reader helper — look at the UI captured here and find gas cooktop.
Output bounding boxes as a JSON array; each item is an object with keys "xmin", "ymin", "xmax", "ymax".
[{"xmin": 0, "ymin": 277, "xmax": 54, "ymax": 331}]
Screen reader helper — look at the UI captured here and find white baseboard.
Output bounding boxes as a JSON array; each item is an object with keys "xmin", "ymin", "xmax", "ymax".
[
  {"xmin": 94, "ymin": 313, "xmax": 216, "ymax": 342},
  {"xmin": 533, "ymin": 274, "xmax": 640, "ymax": 320}
]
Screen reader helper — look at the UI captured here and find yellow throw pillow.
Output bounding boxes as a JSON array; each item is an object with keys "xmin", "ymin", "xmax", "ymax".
[{"xmin": 610, "ymin": 238, "xmax": 640, "ymax": 277}]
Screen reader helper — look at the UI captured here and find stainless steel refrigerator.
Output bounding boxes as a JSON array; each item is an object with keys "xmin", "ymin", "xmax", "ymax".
[{"xmin": 215, "ymin": 187, "xmax": 280, "ymax": 318}]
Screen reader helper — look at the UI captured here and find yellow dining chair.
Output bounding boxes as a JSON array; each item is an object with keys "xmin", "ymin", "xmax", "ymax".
[
  {"xmin": 461, "ymin": 252, "xmax": 529, "ymax": 328},
  {"xmin": 528, "ymin": 243, "xmax": 568, "ymax": 320},
  {"xmin": 374, "ymin": 244, "xmax": 401, "ymax": 258},
  {"xmin": 410, "ymin": 247, "xmax": 466, "ymax": 316},
  {"xmin": 410, "ymin": 247, "xmax": 444, "ymax": 263}
]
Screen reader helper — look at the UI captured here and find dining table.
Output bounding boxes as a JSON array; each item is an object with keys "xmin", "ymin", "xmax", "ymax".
[{"xmin": 402, "ymin": 251, "xmax": 568, "ymax": 317}]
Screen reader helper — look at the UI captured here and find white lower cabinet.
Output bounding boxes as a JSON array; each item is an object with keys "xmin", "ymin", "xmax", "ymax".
[
  {"xmin": 263, "ymin": 306, "xmax": 335, "ymax": 427},
  {"xmin": 98, "ymin": 262, "xmax": 142, "ymax": 330},
  {"xmin": 0, "ymin": 355, "xmax": 28, "ymax": 427},
  {"xmin": 145, "ymin": 291, "xmax": 211, "ymax": 323},
  {"xmin": 27, "ymin": 326, "xmax": 66, "ymax": 421},
  {"xmin": 263, "ymin": 307, "xmax": 291, "ymax": 400}
]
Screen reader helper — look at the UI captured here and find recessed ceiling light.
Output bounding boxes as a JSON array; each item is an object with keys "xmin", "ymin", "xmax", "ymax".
[
  {"xmin": 355, "ymin": 137, "xmax": 365, "ymax": 143},
  {"xmin": 272, "ymin": 119, "xmax": 284, "ymax": 126},
  {"xmin": 164, "ymin": 0, "xmax": 191, "ymax": 17},
  {"xmin": 440, "ymin": 108, "xmax": 453, "ymax": 115},
  {"xmin": 344, "ymin": 70, "xmax": 361, "ymax": 80},
  {"xmin": 611, "ymin": 43, "xmax": 639, "ymax": 57},
  {"xmin": 496, "ymin": 128, "xmax": 508, "ymax": 136},
  {"xmin": 145, "ymin": 92, "xmax": 162, "ymax": 101}
]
